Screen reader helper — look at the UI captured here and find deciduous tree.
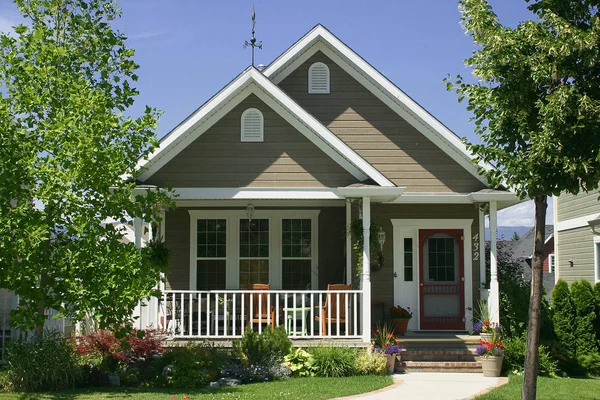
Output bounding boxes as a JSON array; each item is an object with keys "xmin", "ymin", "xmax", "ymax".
[
  {"xmin": 447, "ymin": 1, "xmax": 600, "ymax": 397},
  {"xmin": 0, "ymin": 0, "xmax": 173, "ymax": 336}
]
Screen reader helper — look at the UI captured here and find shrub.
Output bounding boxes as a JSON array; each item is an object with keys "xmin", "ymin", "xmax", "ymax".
[
  {"xmin": 220, "ymin": 363, "xmax": 291, "ymax": 383},
  {"xmin": 232, "ymin": 326, "xmax": 291, "ymax": 367},
  {"xmin": 594, "ymin": 282, "xmax": 600, "ymax": 344},
  {"xmin": 283, "ymin": 348, "xmax": 316, "ymax": 377},
  {"xmin": 578, "ymin": 353, "xmax": 600, "ymax": 377},
  {"xmin": 4, "ymin": 331, "xmax": 83, "ymax": 392},
  {"xmin": 355, "ymin": 350, "xmax": 387, "ymax": 375},
  {"xmin": 551, "ymin": 280, "xmax": 578, "ymax": 359},
  {"xmin": 161, "ymin": 341, "xmax": 229, "ymax": 389},
  {"xmin": 311, "ymin": 346, "xmax": 357, "ymax": 377},
  {"xmin": 570, "ymin": 280, "xmax": 599, "ymax": 356},
  {"xmin": 502, "ymin": 333, "xmax": 556, "ymax": 377}
]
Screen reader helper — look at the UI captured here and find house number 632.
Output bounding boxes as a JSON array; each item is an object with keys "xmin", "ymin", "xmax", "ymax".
[{"xmin": 472, "ymin": 233, "xmax": 480, "ymax": 261}]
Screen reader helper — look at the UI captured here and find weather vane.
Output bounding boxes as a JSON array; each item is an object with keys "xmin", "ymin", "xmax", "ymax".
[{"xmin": 244, "ymin": 5, "xmax": 262, "ymax": 67}]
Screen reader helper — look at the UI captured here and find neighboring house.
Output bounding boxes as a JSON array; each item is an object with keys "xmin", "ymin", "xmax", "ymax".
[
  {"xmin": 502, "ymin": 226, "xmax": 555, "ymax": 294},
  {"xmin": 554, "ymin": 192, "xmax": 600, "ymax": 284}
]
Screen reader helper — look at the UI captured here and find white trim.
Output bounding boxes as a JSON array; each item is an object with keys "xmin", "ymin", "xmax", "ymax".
[
  {"xmin": 188, "ymin": 210, "xmax": 320, "ymax": 291},
  {"xmin": 337, "ymin": 186, "xmax": 405, "ymax": 199},
  {"xmin": 241, "ymin": 108, "xmax": 264, "ymax": 142},
  {"xmin": 345, "ymin": 201, "xmax": 352, "ymax": 285},
  {"xmin": 389, "ymin": 192, "xmax": 520, "ymax": 207},
  {"xmin": 263, "ymin": 26, "xmax": 493, "ymax": 186},
  {"xmin": 553, "ymin": 195, "xmax": 559, "ymax": 281},
  {"xmin": 594, "ymin": 236, "xmax": 600, "ymax": 283},
  {"xmin": 548, "ymin": 253, "xmax": 555, "ymax": 274},
  {"xmin": 556, "ymin": 213, "xmax": 600, "ymax": 232},
  {"xmin": 391, "ymin": 218, "xmax": 473, "ymax": 331},
  {"xmin": 308, "ymin": 62, "xmax": 330, "ymax": 94},
  {"xmin": 174, "ymin": 188, "xmax": 343, "ymax": 200},
  {"xmin": 136, "ymin": 68, "xmax": 394, "ymax": 187},
  {"xmin": 176, "ymin": 199, "xmax": 345, "ymax": 208}
]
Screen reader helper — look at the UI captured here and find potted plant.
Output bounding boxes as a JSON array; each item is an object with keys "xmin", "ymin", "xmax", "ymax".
[
  {"xmin": 389, "ymin": 305, "xmax": 412, "ymax": 336},
  {"xmin": 372, "ymin": 323, "xmax": 401, "ymax": 375},
  {"xmin": 472, "ymin": 301, "xmax": 501, "ymax": 342},
  {"xmin": 475, "ymin": 329, "xmax": 505, "ymax": 377}
]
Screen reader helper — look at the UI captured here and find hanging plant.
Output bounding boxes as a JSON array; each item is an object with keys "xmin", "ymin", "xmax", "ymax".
[
  {"xmin": 142, "ymin": 237, "xmax": 171, "ymax": 271},
  {"xmin": 349, "ymin": 219, "xmax": 384, "ymax": 277}
]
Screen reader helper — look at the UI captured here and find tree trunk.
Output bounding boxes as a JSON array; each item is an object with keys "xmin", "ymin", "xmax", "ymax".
[{"xmin": 521, "ymin": 195, "xmax": 547, "ymax": 400}]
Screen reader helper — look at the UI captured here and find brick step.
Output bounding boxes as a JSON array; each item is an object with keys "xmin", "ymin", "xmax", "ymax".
[
  {"xmin": 400, "ymin": 349, "xmax": 477, "ymax": 362},
  {"xmin": 399, "ymin": 360, "xmax": 482, "ymax": 373}
]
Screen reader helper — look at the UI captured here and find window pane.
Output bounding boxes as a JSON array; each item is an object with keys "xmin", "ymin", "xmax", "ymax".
[
  {"xmin": 404, "ymin": 267, "xmax": 413, "ymax": 282},
  {"xmin": 282, "ymin": 219, "xmax": 311, "ymax": 259},
  {"xmin": 197, "ymin": 260, "xmax": 226, "ymax": 290},
  {"xmin": 239, "ymin": 259, "xmax": 269, "ymax": 287},
  {"xmin": 282, "ymin": 260, "xmax": 311, "ymax": 290},
  {"xmin": 197, "ymin": 219, "xmax": 226, "ymax": 259},
  {"xmin": 240, "ymin": 219, "xmax": 269, "ymax": 258}
]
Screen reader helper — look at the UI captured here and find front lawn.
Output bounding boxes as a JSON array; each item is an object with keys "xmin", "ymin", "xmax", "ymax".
[
  {"xmin": 476, "ymin": 374, "xmax": 600, "ymax": 400},
  {"xmin": 0, "ymin": 375, "xmax": 394, "ymax": 400}
]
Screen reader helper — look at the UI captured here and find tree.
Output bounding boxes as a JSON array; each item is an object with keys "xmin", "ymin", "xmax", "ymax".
[
  {"xmin": 550, "ymin": 280, "xmax": 577, "ymax": 359},
  {"xmin": 511, "ymin": 232, "xmax": 520, "ymax": 241},
  {"xmin": 0, "ymin": 0, "xmax": 173, "ymax": 336},
  {"xmin": 447, "ymin": 1, "xmax": 600, "ymax": 398}
]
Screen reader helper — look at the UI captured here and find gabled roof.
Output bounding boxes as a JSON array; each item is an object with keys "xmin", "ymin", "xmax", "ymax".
[
  {"xmin": 263, "ymin": 24, "xmax": 492, "ymax": 186},
  {"xmin": 136, "ymin": 67, "xmax": 394, "ymax": 187},
  {"xmin": 510, "ymin": 225, "xmax": 555, "ymax": 259}
]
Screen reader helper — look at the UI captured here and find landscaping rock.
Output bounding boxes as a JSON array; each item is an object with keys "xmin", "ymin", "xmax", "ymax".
[
  {"xmin": 206, "ymin": 381, "xmax": 221, "ymax": 389},
  {"xmin": 218, "ymin": 378, "xmax": 241, "ymax": 387}
]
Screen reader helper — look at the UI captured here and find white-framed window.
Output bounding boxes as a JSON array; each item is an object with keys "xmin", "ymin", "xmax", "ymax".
[
  {"xmin": 308, "ymin": 62, "xmax": 330, "ymax": 94},
  {"xmin": 547, "ymin": 253, "xmax": 555, "ymax": 273},
  {"xmin": 594, "ymin": 237, "xmax": 600, "ymax": 283},
  {"xmin": 189, "ymin": 210, "xmax": 319, "ymax": 290},
  {"xmin": 241, "ymin": 108, "xmax": 264, "ymax": 142}
]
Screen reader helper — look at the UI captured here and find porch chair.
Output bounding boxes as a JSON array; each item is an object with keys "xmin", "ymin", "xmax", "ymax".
[
  {"xmin": 314, "ymin": 284, "xmax": 351, "ymax": 336},
  {"xmin": 244, "ymin": 283, "xmax": 275, "ymax": 331}
]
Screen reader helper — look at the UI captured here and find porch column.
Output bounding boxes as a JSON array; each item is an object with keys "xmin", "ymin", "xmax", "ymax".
[
  {"xmin": 346, "ymin": 201, "xmax": 352, "ymax": 285},
  {"xmin": 361, "ymin": 197, "xmax": 371, "ymax": 343},
  {"xmin": 488, "ymin": 201, "xmax": 500, "ymax": 324},
  {"xmin": 479, "ymin": 206, "xmax": 486, "ymax": 288},
  {"xmin": 134, "ymin": 217, "xmax": 142, "ymax": 249}
]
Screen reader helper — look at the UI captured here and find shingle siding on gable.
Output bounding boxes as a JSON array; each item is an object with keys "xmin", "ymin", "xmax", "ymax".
[
  {"xmin": 145, "ymin": 94, "xmax": 359, "ymax": 188},
  {"xmin": 277, "ymin": 51, "xmax": 487, "ymax": 193},
  {"xmin": 556, "ymin": 191, "xmax": 600, "ymax": 222}
]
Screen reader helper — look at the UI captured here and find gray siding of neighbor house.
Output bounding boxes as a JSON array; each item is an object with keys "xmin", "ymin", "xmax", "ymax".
[
  {"xmin": 277, "ymin": 52, "xmax": 488, "ymax": 194},
  {"xmin": 557, "ymin": 226, "xmax": 596, "ymax": 284},
  {"xmin": 556, "ymin": 191, "xmax": 600, "ymax": 222},
  {"xmin": 145, "ymin": 94, "xmax": 359, "ymax": 189},
  {"xmin": 163, "ymin": 207, "xmax": 346, "ymax": 291}
]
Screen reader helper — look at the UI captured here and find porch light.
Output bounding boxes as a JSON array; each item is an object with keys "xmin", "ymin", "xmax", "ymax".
[
  {"xmin": 377, "ymin": 226, "xmax": 386, "ymax": 250},
  {"xmin": 246, "ymin": 203, "xmax": 255, "ymax": 221}
]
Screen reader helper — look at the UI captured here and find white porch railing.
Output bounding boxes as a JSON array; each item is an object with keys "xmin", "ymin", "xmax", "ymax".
[{"xmin": 135, "ymin": 289, "xmax": 363, "ymax": 339}]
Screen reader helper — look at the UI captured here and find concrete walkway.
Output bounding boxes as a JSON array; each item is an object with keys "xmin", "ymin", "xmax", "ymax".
[{"xmin": 336, "ymin": 373, "xmax": 509, "ymax": 400}]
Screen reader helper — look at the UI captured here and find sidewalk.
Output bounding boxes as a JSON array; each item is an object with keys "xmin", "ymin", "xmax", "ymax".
[{"xmin": 336, "ymin": 372, "xmax": 508, "ymax": 400}]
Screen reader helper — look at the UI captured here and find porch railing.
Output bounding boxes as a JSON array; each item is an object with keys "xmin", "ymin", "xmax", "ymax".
[{"xmin": 136, "ymin": 289, "xmax": 363, "ymax": 339}]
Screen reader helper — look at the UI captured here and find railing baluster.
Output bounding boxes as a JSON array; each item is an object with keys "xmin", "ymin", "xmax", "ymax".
[
  {"xmin": 344, "ymin": 293, "xmax": 349, "ymax": 337},
  {"xmin": 354, "ymin": 292, "xmax": 358, "ymax": 336}
]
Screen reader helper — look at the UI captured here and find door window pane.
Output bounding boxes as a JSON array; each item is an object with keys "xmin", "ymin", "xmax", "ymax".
[
  {"xmin": 239, "ymin": 219, "xmax": 269, "ymax": 287},
  {"xmin": 404, "ymin": 238, "xmax": 413, "ymax": 281}
]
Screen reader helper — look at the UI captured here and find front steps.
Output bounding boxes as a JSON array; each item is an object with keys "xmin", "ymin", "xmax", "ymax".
[{"xmin": 396, "ymin": 333, "xmax": 482, "ymax": 373}]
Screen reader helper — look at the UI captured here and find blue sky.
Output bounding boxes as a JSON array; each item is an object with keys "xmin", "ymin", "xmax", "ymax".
[{"xmin": 0, "ymin": 0, "xmax": 553, "ymax": 227}]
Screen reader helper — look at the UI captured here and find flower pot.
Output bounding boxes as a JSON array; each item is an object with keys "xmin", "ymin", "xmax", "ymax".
[
  {"xmin": 480, "ymin": 355, "xmax": 503, "ymax": 377},
  {"xmin": 391, "ymin": 318, "xmax": 409, "ymax": 336},
  {"xmin": 385, "ymin": 354, "xmax": 397, "ymax": 374},
  {"xmin": 480, "ymin": 332, "xmax": 493, "ymax": 343}
]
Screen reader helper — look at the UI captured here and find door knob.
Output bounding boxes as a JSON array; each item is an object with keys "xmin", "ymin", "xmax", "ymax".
[{"xmin": 420, "ymin": 283, "xmax": 423, "ymax": 287}]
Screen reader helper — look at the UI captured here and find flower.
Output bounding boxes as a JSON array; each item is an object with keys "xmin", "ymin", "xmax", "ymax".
[
  {"xmin": 383, "ymin": 344, "xmax": 402, "ymax": 355},
  {"xmin": 472, "ymin": 320, "xmax": 502, "ymax": 334},
  {"xmin": 475, "ymin": 340, "xmax": 505, "ymax": 357},
  {"xmin": 390, "ymin": 305, "xmax": 413, "ymax": 320},
  {"xmin": 372, "ymin": 322, "xmax": 398, "ymax": 347}
]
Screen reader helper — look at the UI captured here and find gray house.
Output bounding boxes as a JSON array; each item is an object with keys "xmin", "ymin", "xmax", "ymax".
[{"xmin": 128, "ymin": 25, "xmax": 519, "ymax": 341}]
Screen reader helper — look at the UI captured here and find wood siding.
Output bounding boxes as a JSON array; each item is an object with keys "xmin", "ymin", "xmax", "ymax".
[
  {"xmin": 277, "ymin": 52, "xmax": 487, "ymax": 193},
  {"xmin": 145, "ymin": 94, "xmax": 358, "ymax": 188},
  {"xmin": 556, "ymin": 191, "xmax": 600, "ymax": 222},
  {"xmin": 164, "ymin": 208, "xmax": 190, "ymax": 290},
  {"xmin": 557, "ymin": 226, "xmax": 596, "ymax": 283}
]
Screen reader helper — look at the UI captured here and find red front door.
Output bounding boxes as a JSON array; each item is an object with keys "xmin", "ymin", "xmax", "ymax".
[{"xmin": 418, "ymin": 229, "xmax": 465, "ymax": 330}]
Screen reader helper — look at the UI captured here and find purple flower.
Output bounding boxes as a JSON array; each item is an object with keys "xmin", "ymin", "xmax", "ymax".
[
  {"xmin": 473, "ymin": 321, "xmax": 483, "ymax": 332},
  {"xmin": 384, "ymin": 344, "xmax": 401, "ymax": 355},
  {"xmin": 474, "ymin": 344, "xmax": 488, "ymax": 356}
]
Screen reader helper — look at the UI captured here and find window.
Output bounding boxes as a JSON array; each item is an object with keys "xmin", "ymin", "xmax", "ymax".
[
  {"xmin": 548, "ymin": 254, "xmax": 555, "ymax": 273},
  {"xmin": 426, "ymin": 236, "xmax": 458, "ymax": 282},
  {"xmin": 239, "ymin": 219, "xmax": 269, "ymax": 287},
  {"xmin": 595, "ymin": 240, "xmax": 600, "ymax": 283},
  {"xmin": 241, "ymin": 108, "xmax": 263, "ymax": 142},
  {"xmin": 404, "ymin": 238, "xmax": 413, "ymax": 281},
  {"xmin": 308, "ymin": 62, "xmax": 330, "ymax": 94},
  {"xmin": 196, "ymin": 219, "xmax": 226, "ymax": 290},
  {"xmin": 282, "ymin": 219, "xmax": 312, "ymax": 290}
]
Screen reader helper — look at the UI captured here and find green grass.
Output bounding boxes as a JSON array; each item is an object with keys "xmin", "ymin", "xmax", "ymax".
[
  {"xmin": 476, "ymin": 374, "xmax": 600, "ymax": 400},
  {"xmin": 0, "ymin": 375, "xmax": 393, "ymax": 400}
]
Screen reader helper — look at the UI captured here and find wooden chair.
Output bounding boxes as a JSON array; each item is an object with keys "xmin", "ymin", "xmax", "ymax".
[
  {"xmin": 244, "ymin": 283, "xmax": 275, "ymax": 331},
  {"xmin": 315, "ymin": 284, "xmax": 352, "ymax": 336}
]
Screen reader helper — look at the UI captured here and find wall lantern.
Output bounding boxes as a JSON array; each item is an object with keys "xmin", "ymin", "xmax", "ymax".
[{"xmin": 377, "ymin": 226, "xmax": 386, "ymax": 251}]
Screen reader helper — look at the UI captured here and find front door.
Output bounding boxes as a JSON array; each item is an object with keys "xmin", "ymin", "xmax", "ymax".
[{"xmin": 418, "ymin": 229, "xmax": 464, "ymax": 330}]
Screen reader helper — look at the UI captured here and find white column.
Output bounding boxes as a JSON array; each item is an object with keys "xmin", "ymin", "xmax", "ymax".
[
  {"xmin": 488, "ymin": 201, "xmax": 500, "ymax": 324},
  {"xmin": 479, "ymin": 207, "xmax": 486, "ymax": 287},
  {"xmin": 134, "ymin": 217, "xmax": 142, "ymax": 249},
  {"xmin": 361, "ymin": 197, "xmax": 371, "ymax": 343},
  {"xmin": 346, "ymin": 201, "xmax": 352, "ymax": 285}
]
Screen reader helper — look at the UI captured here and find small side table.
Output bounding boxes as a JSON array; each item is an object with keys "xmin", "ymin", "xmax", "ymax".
[{"xmin": 282, "ymin": 307, "xmax": 311, "ymax": 335}]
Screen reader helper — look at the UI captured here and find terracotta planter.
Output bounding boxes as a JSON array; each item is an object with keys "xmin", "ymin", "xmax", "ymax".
[
  {"xmin": 391, "ymin": 318, "xmax": 409, "ymax": 336},
  {"xmin": 385, "ymin": 354, "xmax": 397, "ymax": 374},
  {"xmin": 480, "ymin": 355, "xmax": 503, "ymax": 377}
]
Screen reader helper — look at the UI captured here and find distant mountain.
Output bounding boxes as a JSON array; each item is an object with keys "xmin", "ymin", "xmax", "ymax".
[{"xmin": 485, "ymin": 226, "xmax": 532, "ymax": 241}]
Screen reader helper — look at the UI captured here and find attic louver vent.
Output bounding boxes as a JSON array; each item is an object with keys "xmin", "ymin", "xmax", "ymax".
[
  {"xmin": 308, "ymin": 62, "xmax": 330, "ymax": 94},
  {"xmin": 241, "ymin": 108, "xmax": 264, "ymax": 142}
]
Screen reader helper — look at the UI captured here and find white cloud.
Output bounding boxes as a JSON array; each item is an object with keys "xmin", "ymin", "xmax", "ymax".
[{"xmin": 487, "ymin": 197, "xmax": 554, "ymax": 227}]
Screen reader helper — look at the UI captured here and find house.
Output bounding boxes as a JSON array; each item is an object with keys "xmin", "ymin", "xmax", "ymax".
[
  {"xmin": 502, "ymin": 226, "xmax": 555, "ymax": 294},
  {"xmin": 554, "ymin": 192, "xmax": 600, "ymax": 284},
  {"xmin": 126, "ymin": 25, "xmax": 520, "ymax": 342}
]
